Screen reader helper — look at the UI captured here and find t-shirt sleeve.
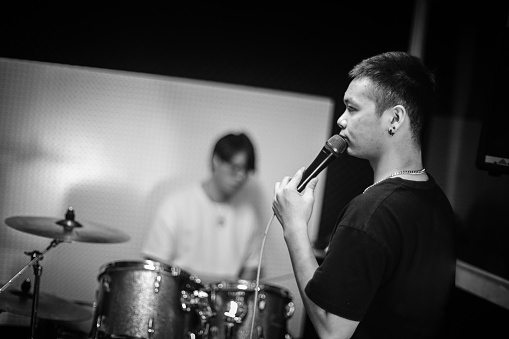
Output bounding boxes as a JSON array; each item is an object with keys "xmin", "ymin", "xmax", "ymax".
[{"xmin": 305, "ymin": 225, "xmax": 386, "ymax": 321}]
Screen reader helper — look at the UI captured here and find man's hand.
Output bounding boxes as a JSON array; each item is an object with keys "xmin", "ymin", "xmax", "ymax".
[{"xmin": 272, "ymin": 167, "xmax": 318, "ymax": 233}]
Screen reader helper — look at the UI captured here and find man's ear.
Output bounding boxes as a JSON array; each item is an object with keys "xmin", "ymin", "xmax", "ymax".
[
  {"xmin": 211, "ymin": 154, "xmax": 221, "ymax": 171},
  {"xmin": 389, "ymin": 105, "xmax": 406, "ymax": 131}
]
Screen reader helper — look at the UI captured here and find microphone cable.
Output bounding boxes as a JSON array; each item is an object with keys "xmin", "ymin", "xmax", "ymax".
[{"xmin": 249, "ymin": 212, "xmax": 275, "ymax": 339}]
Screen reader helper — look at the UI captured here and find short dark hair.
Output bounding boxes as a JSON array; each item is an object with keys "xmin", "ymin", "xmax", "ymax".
[
  {"xmin": 349, "ymin": 51, "xmax": 437, "ymax": 147},
  {"xmin": 212, "ymin": 132, "xmax": 256, "ymax": 172}
]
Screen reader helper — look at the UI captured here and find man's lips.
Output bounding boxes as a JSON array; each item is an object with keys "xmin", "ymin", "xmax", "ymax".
[{"xmin": 339, "ymin": 134, "xmax": 349, "ymax": 146}]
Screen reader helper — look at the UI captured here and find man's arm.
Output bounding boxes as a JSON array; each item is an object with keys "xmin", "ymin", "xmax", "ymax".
[
  {"xmin": 239, "ymin": 266, "xmax": 258, "ymax": 281},
  {"xmin": 273, "ymin": 168, "xmax": 359, "ymax": 339}
]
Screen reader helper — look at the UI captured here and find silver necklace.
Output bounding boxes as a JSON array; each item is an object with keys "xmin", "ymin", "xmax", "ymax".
[
  {"xmin": 363, "ymin": 168, "xmax": 426, "ymax": 194},
  {"xmin": 203, "ymin": 182, "xmax": 228, "ymax": 226},
  {"xmin": 212, "ymin": 201, "xmax": 227, "ymax": 226}
]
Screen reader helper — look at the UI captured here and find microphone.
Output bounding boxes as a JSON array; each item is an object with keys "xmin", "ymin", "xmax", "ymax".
[{"xmin": 297, "ymin": 135, "xmax": 347, "ymax": 192}]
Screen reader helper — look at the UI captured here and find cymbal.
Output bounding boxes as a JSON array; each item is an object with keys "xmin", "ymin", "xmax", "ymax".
[
  {"xmin": 4, "ymin": 209, "xmax": 130, "ymax": 243},
  {"xmin": 0, "ymin": 290, "xmax": 93, "ymax": 322}
]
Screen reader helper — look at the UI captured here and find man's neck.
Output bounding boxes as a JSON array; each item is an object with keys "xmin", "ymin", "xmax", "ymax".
[
  {"xmin": 371, "ymin": 149, "xmax": 425, "ymax": 183},
  {"xmin": 202, "ymin": 178, "xmax": 228, "ymax": 202}
]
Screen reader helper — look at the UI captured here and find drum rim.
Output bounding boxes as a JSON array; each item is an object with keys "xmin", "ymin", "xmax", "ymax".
[
  {"xmin": 97, "ymin": 260, "xmax": 191, "ymax": 279},
  {"xmin": 205, "ymin": 279, "xmax": 292, "ymax": 299}
]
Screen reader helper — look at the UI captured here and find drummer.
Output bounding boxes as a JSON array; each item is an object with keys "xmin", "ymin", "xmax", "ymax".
[{"xmin": 141, "ymin": 132, "xmax": 264, "ymax": 284}]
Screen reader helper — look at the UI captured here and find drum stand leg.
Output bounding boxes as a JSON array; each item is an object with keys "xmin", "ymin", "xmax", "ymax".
[
  {"xmin": 225, "ymin": 323, "xmax": 235, "ymax": 339},
  {"xmin": 198, "ymin": 320, "xmax": 210, "ymax": 339},
  {"xmin": 29, "ymin": 252, "xmax": 42, "ymax": 339},
  {"xmin": 0, "ymin": 239, "xmax": 62, "ymax": 339}
]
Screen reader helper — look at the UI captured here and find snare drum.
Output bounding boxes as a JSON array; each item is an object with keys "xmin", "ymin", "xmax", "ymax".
[
  {"xmin": 90, "ymin": 260, "xmax": 204, "ymax": 339},
  {"xmin": 204, "ymin": 280, "xmax": 294, "ymax": 339}
]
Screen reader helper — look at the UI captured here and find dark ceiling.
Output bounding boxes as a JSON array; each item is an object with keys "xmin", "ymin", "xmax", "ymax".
[{"xmin": 1, "ymin": 6, "xmax": 418, "ymax": 99}]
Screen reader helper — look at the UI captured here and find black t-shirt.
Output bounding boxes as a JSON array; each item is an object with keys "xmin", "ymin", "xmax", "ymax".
[{"xmin": 305, "ymin": 175, "xmax": 456, "ymax": 339}]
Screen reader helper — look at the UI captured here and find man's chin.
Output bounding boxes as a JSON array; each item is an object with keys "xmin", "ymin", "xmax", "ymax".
[{"xmin": 220, "ymin": 187, "xmax": 237, "ymax": 199}]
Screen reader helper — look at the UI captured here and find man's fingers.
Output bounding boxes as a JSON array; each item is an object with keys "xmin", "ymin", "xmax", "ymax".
[
  {"xmin": 303, "ymin": 177, "xmax": 318, "ymax": 195},
  {"xmin": 288, "ymin": 167, "xmax": 305, "ymax": 189}
]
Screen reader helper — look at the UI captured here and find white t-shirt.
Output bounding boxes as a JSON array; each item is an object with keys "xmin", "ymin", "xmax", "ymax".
[{"xmin": 141, "ymin": 183, "xmax": 262, "ymax": 284}]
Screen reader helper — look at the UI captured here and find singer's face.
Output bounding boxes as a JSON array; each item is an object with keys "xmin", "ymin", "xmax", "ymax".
[
  {"xmin": 213, "ymin": 151, "xmax": 251, "ymax": 197},
  {"xmin": 338, "ymin": 78, "xmax": 385, "ymax": 160}
]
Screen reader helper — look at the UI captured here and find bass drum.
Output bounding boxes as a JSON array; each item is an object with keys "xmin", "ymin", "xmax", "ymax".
[
  {"xmin": 204, "ymin": 280, "xmax": 294, "ymax": 339},
  {"xmin": 90, "ymin": 260, "xmax": 204, "ymax": 339}
]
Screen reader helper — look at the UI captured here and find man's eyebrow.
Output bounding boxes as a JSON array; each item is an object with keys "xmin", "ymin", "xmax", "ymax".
[{"xmin": 343, "ymin": 97, "xmax": 355, "ymax": 105}]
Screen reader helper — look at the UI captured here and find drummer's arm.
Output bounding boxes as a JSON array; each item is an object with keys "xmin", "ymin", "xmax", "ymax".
[{"xmin": 239, "ymin": 266, "xmax": 257, "ymax": 281}]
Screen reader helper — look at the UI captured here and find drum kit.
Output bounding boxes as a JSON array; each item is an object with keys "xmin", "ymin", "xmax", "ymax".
[{"xmin": 0, "ymin": 208, "xmax": 295, "ymax": 339}]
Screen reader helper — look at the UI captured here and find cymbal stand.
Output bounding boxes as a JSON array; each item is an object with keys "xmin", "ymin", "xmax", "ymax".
[{"xmin": 0, "ymin": 239, "xmax": 62, "ymax": 339}]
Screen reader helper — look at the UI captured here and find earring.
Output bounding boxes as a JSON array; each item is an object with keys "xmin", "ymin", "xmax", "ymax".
[{"xmin": 388, "ymin": 127, "xmax": 395, "ymax": 136}]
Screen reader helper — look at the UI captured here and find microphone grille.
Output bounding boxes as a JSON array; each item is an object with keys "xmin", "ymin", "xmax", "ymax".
[{"xmin": 326, "ymin": 135, "xmax": 347, "ymax": 155}]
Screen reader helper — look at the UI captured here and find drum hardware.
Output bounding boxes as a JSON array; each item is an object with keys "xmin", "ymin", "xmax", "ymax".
[
  {"xmin": 223, "ymin": 294, "xmax": 247, "ymax": 339},
  {"xmin": 181, "ymin": 289, "xmax": 215, "ymax": 338},
  {"xmin": 148, "ymin": 317, "xmax": 156, "ymax": 338},
  {"xmin": 1, "ymin": 207, "xmax": 130, "ymax": 339},
  {"xmin": 285, "ymin": 302, "xmax": 295, "ymax": 319},
  {"xmin": 154, "ymin": 274, "xmax": 162, "ymax": 293},
  {"xmin": 224, "ymin": 295, "xmax": 247, "ymax": 323}
]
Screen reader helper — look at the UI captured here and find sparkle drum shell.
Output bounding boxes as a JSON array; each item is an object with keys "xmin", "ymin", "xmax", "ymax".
[{"xmin": 91, "ymin": 260, "xmax": 203, "ymax": 339}]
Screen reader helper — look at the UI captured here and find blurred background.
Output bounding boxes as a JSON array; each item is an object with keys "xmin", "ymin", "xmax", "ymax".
[{"xmin": 1, "ymin": 1, "xmax": 509, "ymax": 338}]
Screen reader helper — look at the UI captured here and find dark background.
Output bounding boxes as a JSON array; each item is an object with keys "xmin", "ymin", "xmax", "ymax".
[{"xmin": 2, "ymin": 2, "xmax": 509, "ymax": 338}]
